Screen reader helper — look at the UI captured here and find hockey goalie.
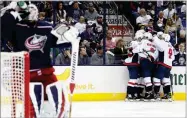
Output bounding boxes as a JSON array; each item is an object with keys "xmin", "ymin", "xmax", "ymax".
[{"xmin": 1, "ymin": 2, "xmax": 79, "ymax": 117}]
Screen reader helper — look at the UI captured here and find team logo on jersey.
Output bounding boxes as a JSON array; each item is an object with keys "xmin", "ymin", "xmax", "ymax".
[{"xmin": 25, "ymin": 34, "xmax": 47, "ymax": 53}]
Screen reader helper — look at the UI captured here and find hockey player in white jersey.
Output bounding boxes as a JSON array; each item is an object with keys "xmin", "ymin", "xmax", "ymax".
[
  {"xmin": 152, "ymin": 34, "xmax": 175, "ymax": 101},
  {"xmin": 124, "ymin": 33, "xmax": 143, "ymax": 101},
  {"xmin": 133, "ymin": 32, "xmax": 158, "ymax": 101}
]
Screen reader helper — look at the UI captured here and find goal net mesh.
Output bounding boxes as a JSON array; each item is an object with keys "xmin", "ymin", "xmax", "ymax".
[{"xmin": 1, "ymin": 51, "xmax": 30, "ymax": 118}]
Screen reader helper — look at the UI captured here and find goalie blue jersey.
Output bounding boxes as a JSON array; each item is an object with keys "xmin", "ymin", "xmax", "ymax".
[{"xmin": 1, "ymin": 11, "xmax": 70, "ymax": 69}]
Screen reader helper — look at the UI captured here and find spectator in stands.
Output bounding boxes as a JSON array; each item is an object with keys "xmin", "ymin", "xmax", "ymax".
[
  {"xmin": 74, "ymin": 16, "xmax": 86, "ymax": 34},
  {"xmin": 91, "ymin": 46, "xmax": 109, "ymax": 65},
  {"xmin": 171, "ymin": 13, "xmax": 183, "ymax": 30},
  {"xmin": 55, "ymin": 48, "xmax": 71, "ymax": 65},
  {"xmin": 84, "ymin": 3, "xmax": 98, "ymax": 21},
  {"xmin": 147, "ymin": 3, "xmax": 155, "ymax": 18},
  {"xmin": 165, "ymin": 18, "xmax": 177, "ymax": 33},
  {"xmin": 156, "ymin": 0, "xmax": 164, "ymax": 14},
  {"xmin": 54, "ymin": 2, "xmax": 67, "ymax": 23},
  {"xmin": 178, "ymin": 30, "xmax": 186, "ymax": 44},
  {"xmin": 78, "ymin": 46, "xmax": 90, "ymax": 65},
  {"xmin": 163, "ymin": 3, "xmax": 176, "ymax": 19},
  {"xmin": 136, "ymin": 8, "xmax": 152, "ymax": 28},
  {"xmin": 100, "ymin": 30, "xmax": 116, "ymax": 50},
  {"xmin": 155, "ymin": 11, "xmax": 167, "ymax": 31},
  {"xmin": 114, "ymin": 39, "xmax": 128, "ymax": 64},
  {"xmin": 181, "ymin": 2, "xmax": 186, "ymax": 14},
  {"xmin": 38, "ymin": 12, "xmax": 46, "ymax": 21},
  {"xmin": 130, "ymin": 2, "xmax": 140, "ymax": 17},
  {"xmin": 44, "ymin": 2, "xmax": 53, "ymax": 21},
  {"xmin": 67, "ymin": 1, "xmax": 84, "ymax": 22},
  {"xmin": 92, "ymin": 15, "xmax": 104, "ymax": 43},
  {"xmin": 165, "ymin": 18, "xmax": 177, "ymax": 45},
  {"xmin": 80, "ymin": 25, "xmax": 96, "ymax": 42},
  {"xmin": 173, "ymin": 43, "xmax": 186, "ymax": 66},
  {"xmin": 147, "ymin": 20, "xmax": 155, "ymax": 33},
  {"xmin": 79, "ymin": 39, "xmax": 93, "ymax": 57}
]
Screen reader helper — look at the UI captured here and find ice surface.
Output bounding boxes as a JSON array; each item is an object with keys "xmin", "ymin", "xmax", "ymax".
[
  {"xmin": 1, "ymin": 101, "xmax": 185, "ymax": 117},
  {"xmin": 71, "ymin": 101, "xmax": 186, "ymax": 118}
]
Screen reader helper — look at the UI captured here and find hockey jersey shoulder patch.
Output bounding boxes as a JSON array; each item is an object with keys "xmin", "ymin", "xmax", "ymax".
[{"xmin": 25, "ymin": 34, "xmax": 47, "ymax": 53}]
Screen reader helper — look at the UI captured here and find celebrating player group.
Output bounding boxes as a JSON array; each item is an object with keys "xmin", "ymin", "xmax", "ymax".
[{"xmin": 124, "ymin": 30, "xmax": 175, "ymax": 102}]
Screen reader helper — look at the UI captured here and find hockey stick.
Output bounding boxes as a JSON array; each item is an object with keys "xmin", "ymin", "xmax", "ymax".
[
  {"xmin": 170, "ymin": 74, "xmax": 174, "ymax": 101},
  {"xmin": 142, "ymin": 49, "xmax": 154, "ymax": 62},
  {"xmin": 69, "ymin": 38, "xmax": 80, "ymax": 118}
]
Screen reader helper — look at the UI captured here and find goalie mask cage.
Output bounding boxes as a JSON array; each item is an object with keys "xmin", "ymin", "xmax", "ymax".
[{"xmin": 1, "ymin": 51, "xmax": 30, "ymax": 118}]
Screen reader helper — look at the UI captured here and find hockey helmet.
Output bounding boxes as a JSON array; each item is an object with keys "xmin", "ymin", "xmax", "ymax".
[
  {"xmin": 143, "ymin": 32, "xmax": 152, "ymax": 40},
  {"xmin": 157, "ymin": 31, "xmax": 164, "ymax": 39},
  {"xmin": 162, "ymin": 33, "xmax": 171, "ymax": 42},
  {"xmin": 134, "ymin": 32, "xmax": 143, "ymax": 41}
]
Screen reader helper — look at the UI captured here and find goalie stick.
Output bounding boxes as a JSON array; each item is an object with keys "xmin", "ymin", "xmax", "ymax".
[
  {"xmin": 69, "ymin": 38, "xmax": 80, "ymax": 118},
  {"xmin": 51, "ymin": 23, "xmax": 80, "ymax": 117}
]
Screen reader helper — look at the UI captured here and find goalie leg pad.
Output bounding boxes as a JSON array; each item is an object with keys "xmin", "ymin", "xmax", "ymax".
[
  {"xmin": 46, "ymin": 81, "xmax": 69, "ymax": 118},
  {"xmin": 30, "ymin": 82, "xmax": 44, "ymax": 118}
]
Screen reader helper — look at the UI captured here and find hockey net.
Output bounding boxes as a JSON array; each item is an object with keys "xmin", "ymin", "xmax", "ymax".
[{"xmin": 1, "ymin": 51, "xmax": 30, "ymax": 118}]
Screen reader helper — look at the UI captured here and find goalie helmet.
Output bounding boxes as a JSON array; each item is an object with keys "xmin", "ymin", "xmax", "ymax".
[
  {"xmin": 143, "ymin": 32, "xmax": 152, "ymax": 40},
  {"xmin": 162, "ymin": 33, "xmax": 171, "ymax": 42},
  {"xmin": 28, "ymin": 4, "xmax": 38, "ymax": 21}
]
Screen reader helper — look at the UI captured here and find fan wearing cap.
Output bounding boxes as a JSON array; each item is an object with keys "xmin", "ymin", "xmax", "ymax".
[
  {"xmin": 91, "ymin": 45, "xmax": 110, "ymax": 65},
  {"xmin": 80, "ymin": 25, "xmax": 96, "ymax": 42},
  {"xmin": 67, "ymin": 1, "xmax": 84, "ymax": 22},
  {"xmin": 55, "ymin": 47, "xmax": 71, "ymax": 65},
  {"xmin": 92, "ymin": 15, "xmax": 104, "ymax": 42},
  {"xmin": 84, "ymin": 2, "xmax": 98, "ymax": 21}
]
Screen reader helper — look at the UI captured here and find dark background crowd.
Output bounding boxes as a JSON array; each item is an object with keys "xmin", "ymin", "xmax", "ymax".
[{"xmin": 1, "ymin": 1, "xmax": 186, "ymax": 66}]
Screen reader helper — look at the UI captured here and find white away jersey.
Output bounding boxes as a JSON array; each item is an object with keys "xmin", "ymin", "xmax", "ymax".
[
  {"xmin": 133, "ymin": 39, "xmax": 158, "ymax": 61},
  {"xmin": 124, "ymin": 41, "xmax": 139, "ymax": 65},
  {"xmin": 153, "ymin": 36, "xmax": 175, "ymax": 67}
]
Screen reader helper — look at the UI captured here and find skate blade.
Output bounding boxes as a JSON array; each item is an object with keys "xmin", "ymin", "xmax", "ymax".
[
  {"xmin": 154, "ymin": 98, "xmax": 161, "ymax": 102},
  {"xmin": 144, "ymin": 99, "xmax": 155, "ymax": 102},
  {"xmin": 161, "ymin": 99, "xmax": 173, "ymax": 102},
  {"xmin": 125, "ymin": 99, "xmax": 134, "ymax": 102}
]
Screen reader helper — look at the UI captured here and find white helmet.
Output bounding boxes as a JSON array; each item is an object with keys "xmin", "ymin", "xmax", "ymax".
[
  {"xmin": 143, "ymin": 32, "xmax": 152, "ymax": 40},
  {"xmin": 135, "ymin": 32, "xmax": 144, "ymax": 41},
  {"xmin": 28, "ymin": 4, "xmax": 38, "ymax": 21},
  {"xmin": 157, "ymin": 31, "xmax": 164, "ymax": 39},
  {"xmin": 135, "ymin": 29, "xmax": 145, "ymax": 36},
  {"xmin": 137, "ymin": 29, "xmax": 145, "ymax": 34},
  {"xmin": 162, "ymin": 34, "xmax": 171, "ymax": 42}
]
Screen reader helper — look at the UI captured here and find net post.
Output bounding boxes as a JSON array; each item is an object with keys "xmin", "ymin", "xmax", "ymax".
[{"xmin": 24, "ymin": 52, "xmax": 30, "ymax": 118}]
